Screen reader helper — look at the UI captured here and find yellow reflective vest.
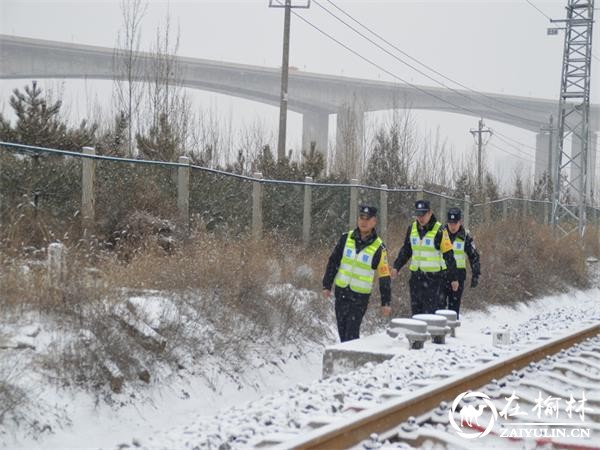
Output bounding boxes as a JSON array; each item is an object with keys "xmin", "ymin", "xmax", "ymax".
[
  {"xmin": 334, "ymin": 231, "xmax": 383, "ymax": 294},
  {"xmin": 441, "ymin": 235, "xmax": 466, "ymax": 270},
  {"xmin": 409, "ymin": 221, "xmax": 443, "ymax": 272}
]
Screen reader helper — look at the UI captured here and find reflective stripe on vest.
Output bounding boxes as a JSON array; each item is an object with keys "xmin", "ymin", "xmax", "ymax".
[
  {"xmin": 409, "ymin": 221, "xmax": 443, "ymax": 272},
  {"xmin": 334, "ymin": 231, "xmax": 382, "ymax": 294},
  {"xmin": 441, "ymin": 236, "xmax": 466, "ymax": 270}
]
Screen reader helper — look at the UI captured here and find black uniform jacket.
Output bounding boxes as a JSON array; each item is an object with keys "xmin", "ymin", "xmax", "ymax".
[
  {"xmin": 322, "ymin": 228, "xmax": 391, "ymax": 306},
  {"xmin": 393, "ymin": 214, "xmax": 458, "ymax": 282},
  {"xmin": 443, "ymin": 224, "xmax": 481, "ymax": 281}
]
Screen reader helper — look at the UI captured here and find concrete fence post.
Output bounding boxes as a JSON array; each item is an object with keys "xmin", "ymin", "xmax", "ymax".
[
  {"xmin": 177, "ymin": 156, "xmax": 190, "ymax": 235},
  {"xmin": 596, "ymin": 207, "xmax": 600, "ymax": 245},
  {"xmin": 302, "ymin": 176, "xmax": 313, "ymax": 247},
  {"xmin": 252, "ymin": 172, "xmax": 263, "ymax": 241},
  {"xmin": 380, "ymin": 184, "xmax": 388, "ymax": 239},
  {"xmin": 415, "ymin": 185, "xmax": 424, "ymax": 203},
  {"xmin": 502, "ymin": 199, "xmax": 508, "ymax": 222},
  {"xmin": 544, "ymin": 198, "xmax": 549, "ymax": 225},
  {"xmin": 349, "ymin": 178, "xmax": 358, "ymax": 229},
  {"xmin": 81, "ymin": 146, "xmax": 96, "ymax": 235},
  {"xmin": 440, "ymin": 192, "xmax": 447, "ymax": 223},
  {"xmin": 47, "ymin": 242, "xmax": 66, "ymax": 290},
  {"xmin": 484, "ymin": 197, "xmax": 491, "ymax": 223},
  {"xmin": 463, "ymin": 195, "xmax": 470, "ymax": 229}
]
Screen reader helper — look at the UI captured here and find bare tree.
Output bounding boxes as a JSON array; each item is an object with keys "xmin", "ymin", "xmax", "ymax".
[
  {"xmin": 414, "ymin": 126, "xmax": 455, "ymax": 189},
  {"xmin": 364, "ymin": 107, "xmax": 418, "ymax": 188},
  {"xmin": 238, "ymin": 117, "xmax": 274, "ymax": 175},
  {"xmin": 113, "ymin": 0, "xmax": 147, "ymax": 157},
  {"xmin": 335, "ymin": 95, "xmax": 367, "ymax": 180},
  {"xmin": 137, "ymin": 10, "xmax": 193, "ymax": 161}
]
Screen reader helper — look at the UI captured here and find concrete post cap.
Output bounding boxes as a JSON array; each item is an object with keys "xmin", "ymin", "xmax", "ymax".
[
  {"xmin": 412, "ymin": 314, "xmax": 448, "ymax": 326},
  {"xmin": 390, "ymin": 318, "xmax": 428, "ymax": 334},
  {"xmin": 435, "ymin": 309, "xmax": 457, "ymax": 320}
]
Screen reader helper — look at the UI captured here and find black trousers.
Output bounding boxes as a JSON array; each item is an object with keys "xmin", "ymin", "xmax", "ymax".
[
  {"xmin": 334, "ymin": 288, "xmax": 370, "ymax": 342},
  {"xmin": 408, "ymin": 271, "xmax": 444, "ymax": 316},
  {"xmin": 443, "ymin": 272, "xmax": 466, "ymax": 319}
]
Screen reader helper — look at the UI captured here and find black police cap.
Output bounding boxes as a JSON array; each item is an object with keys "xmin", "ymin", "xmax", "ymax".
[
  {"xmin": 414, "ymin": 199, "xmax": 430, "ymax": 216},
  {"xmin": 447, "ymin": 207, "xmax": 462, "ymax": 223},
  {"xmin": 358, "ymin": 205, "xmax": 377, "ymax": 218}
]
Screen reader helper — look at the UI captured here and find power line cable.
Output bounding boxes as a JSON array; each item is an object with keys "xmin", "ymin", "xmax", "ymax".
[
  {"xmin": 307, "ymin": 0, "xmax": 549, "ymax": 152},
  {"xmin": 492, "ymin": 129, "xmax": 538, "ymax": 151},
  {"xmin": 524, "ymin": 0, "xmax": 552, "ymax": 21},
  {"xmin": 319, "ymin": 0, "xmax": 547, "ymax": 116},
  {"xmin": 488, "ymin": 141, "xmax": 536, "ymax": 163},
  {"xmin": 287, "ymin": 0, "xmax": 543, "ymax": 128},
  {"xmin": 493, "ymin": 133, "xmax": 537, "ymax": 159},
  {"xmin": 524, "ymin": 0, "xmax": 600, "ymax": 62},
  {"xmin": 280, "ymin": 5, "xmax": 487, "ymax": 120}
]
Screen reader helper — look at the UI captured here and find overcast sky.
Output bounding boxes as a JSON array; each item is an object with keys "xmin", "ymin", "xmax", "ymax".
[{"xmin": 1, "ymin": 0, "xmax": 599, "ymax": 186}]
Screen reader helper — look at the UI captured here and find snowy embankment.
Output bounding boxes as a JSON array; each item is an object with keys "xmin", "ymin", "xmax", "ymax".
[
  {"xmin": 1, "ymin": 285, "xmax": 599, "ymax": 450},
  {"xmin": 131, "ymin": 289, "xmax": 600, "ymax": 450}
]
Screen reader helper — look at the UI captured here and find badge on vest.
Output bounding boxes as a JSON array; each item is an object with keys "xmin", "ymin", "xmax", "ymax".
[
  {"xmin": 412, "ymin": 238, "xmax": 418, "ymax": 245},
  {"xmin": 362, "ymin": 254, "xmax": 369, "ymax": 262},
  {"xmin": 425, "ymin": 239, "xmax": 431, "ymax": 245},
  {"xmin": 455, "ymin": 242, "xmax": 463, "ymax": 250},
  {"xmin": 346, "ymin": 249, "xmax": 353, "ymax": 257}
]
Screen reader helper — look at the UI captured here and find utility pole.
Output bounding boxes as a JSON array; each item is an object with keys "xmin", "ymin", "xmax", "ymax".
[
  {"xmin": 269, "ymin": 0, "xmax": 311, "ymax": 161},
  {"xmin": 470, "ymin": 118, "xmax": 492, "ymax": 189}
]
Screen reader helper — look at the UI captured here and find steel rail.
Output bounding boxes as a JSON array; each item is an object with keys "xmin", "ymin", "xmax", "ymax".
[{"xmin": 275, "ymin": 322, "xmax": 600, "ymax": 450}]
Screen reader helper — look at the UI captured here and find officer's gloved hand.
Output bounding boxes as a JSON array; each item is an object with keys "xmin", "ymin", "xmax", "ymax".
[{"xmin": 470, "ymin": 277, "xmax": 479, "ymax": 288}]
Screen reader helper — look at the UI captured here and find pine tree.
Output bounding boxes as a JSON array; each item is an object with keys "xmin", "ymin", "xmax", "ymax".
[
  {"xmin": 6, "ymin": 81, "xmax": 65, "ymax": 148},
  {"xmin": 364, "ymin": 125, "xmax": 406, "ymax": 188},
  {"xmin": 300, "ymin": 142, "xmax": 325, "ymax": 180},
  {"xmin": 135, "ymin": 113, "xmax": 179, "ymax": 161},
  {"xmin": 97, "ymin": 111, "xmax": 129, "ymax": 157},
  {"xmin": 0, "ymin": 81, "xmax": 97, "ymax": 150},
  {"xmin": 532, "ymin": 171, "xmax": 552, "ymax": 201},
  {"xmin": 513, "ymin": 171, "xmax": 524, "ymax": 198},
  {"xmin": 484, "ymin": 172, "xmax": 500, "ymax": 201},
  {"xmin": 453, "ymin": 172, "xmax": 476, "ymax": 200}
]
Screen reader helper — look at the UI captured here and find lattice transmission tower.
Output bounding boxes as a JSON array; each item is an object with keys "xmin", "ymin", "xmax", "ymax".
[{"xmin": 551, "ymin": 0, "xmax": 595, "ymax": 236}]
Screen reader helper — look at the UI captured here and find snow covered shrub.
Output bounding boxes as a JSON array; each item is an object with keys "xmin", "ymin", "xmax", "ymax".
[
  {"xmin": 463, "ymin": 220, "xmax": 587, "ymax": 310},
  {"xmin": 0, "ymin": 366, "xmax": 28, "ymax": 424},
  {"xmin": 583, "ymin": 225, "xmax": 600, "ymax": 257},
  {"xmin": 108, "ymin": 210, "xmax": 176, "ymax": 260}
]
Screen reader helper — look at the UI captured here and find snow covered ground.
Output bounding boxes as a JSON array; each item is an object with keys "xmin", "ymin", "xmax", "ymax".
[{"xmin": 1, "ymin": 284, "xmax": 599, "ymax": 450}]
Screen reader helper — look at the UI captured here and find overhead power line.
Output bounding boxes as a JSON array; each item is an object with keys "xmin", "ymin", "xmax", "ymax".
[
  {"xmin": 487, "ymin": 141, "xmax": 536, "ymax": 163},
  {"xmin": 281, "ymin": 6, "xmax": 486, "ymax": 119},
  {"xmin": 492, "ymin": 129, "xmax": 538, "ymax": 152},
  {"xmin": 313, "ymin": 0, "xmax": 544, "ymax": 125},
  {"xmin": 524, "ymin": 0, "xmax": 600, "ymax": 63},
  {"xmin": 320, "ymin": 0, "xmax": 547, "ymax": 117},
  {"xmin": 524, "ymin": 0, "xmax": 553, "ymax": 21},
  {"xmin": 493, "ymin": 133, "xmax": 537, "ymax": 158}
]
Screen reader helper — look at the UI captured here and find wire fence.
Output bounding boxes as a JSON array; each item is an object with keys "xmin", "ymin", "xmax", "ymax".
[{"xmin": 1, "ymin": 141, "xmax": 599, "ymax": 249}]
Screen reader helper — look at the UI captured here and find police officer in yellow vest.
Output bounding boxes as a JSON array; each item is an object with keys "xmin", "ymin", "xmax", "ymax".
[
  {"xmin": 392, "ymin": 199, "xmax": 459, "ymax": 315},
  {"xmin": 442, "ymin": 207, "xmax": 480, "ymax": 318},
  {"xmin": 322, "ymin": 205, "xmax": 392, "ymax": 342}
]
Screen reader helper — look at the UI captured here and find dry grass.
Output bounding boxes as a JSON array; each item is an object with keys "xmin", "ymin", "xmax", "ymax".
[
  {"xmin": 0, "ymin": 219, "xmax": 592, "ymax": 391},
  {"xmin": 461, "ymin": 219, "xmax": 588, "ymax": 311}
]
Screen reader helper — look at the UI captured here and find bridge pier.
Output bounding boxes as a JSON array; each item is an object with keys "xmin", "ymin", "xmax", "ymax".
[
  {"xmin": 301, "ymin": 111, "xmax": 329, "ymax": 161},
  {"xmin": 535, "ymin": 130, "xmax": 552, "ymax": 182},
  {"xmin": 335, "ymin": 105, "xmax": 365, "ymax": 179},
  {"xmin": 569, "ymin": 132, "xmax": 598, "ymax": 200}
]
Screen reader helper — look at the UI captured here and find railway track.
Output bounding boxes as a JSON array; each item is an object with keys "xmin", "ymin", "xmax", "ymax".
[{"xmin": 269, "ymin": 322, "xmax": 600, "ymax": 450}]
